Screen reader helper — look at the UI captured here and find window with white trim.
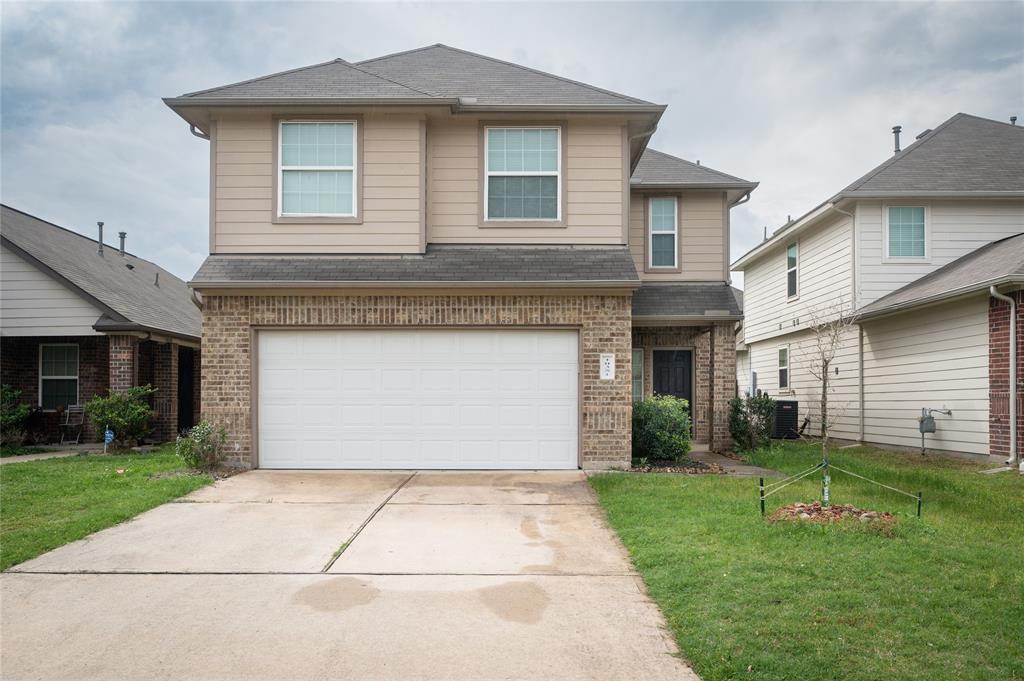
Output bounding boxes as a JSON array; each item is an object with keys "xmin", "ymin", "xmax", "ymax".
[
  {"xmin": 631, "ymin": 348, "xmax": 644, "ymax": 402},
  {"xmin": 778, "ymin": 345, "xmax": 790, "ymax": 391},
  {"xmin": 40, "ymin": 344, "xmax": 78, "ymax": 410},
  {"xmin": 485, "ymin": 127, "xmax": 560, "ymax": 220},
  {"xmin": 886, "ymin": 206, "xmax": 926, "ymax": 258},
  {"xmin": 649, "ymin": 197, "xmax": 678, "ymax": 268},
  {"xmin": 786, "ymin": 243, "xmax": 798, "ymax": 298},
  {"xmin": 279, "ymin": 121, "xmax": 356, "ymax": 216}
]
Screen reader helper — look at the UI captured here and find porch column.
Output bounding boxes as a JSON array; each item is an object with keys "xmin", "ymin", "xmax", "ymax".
[
  {"xmin": 152, "ymin": 343, "xmax": 179, "ymax": 442},
  {"xmin": 108, "ymin": 334, "xmax": 138, "ymax": 393},
  {"xmin": 710, "ymin": 323, "xmax": 736, "ymax": 451}
]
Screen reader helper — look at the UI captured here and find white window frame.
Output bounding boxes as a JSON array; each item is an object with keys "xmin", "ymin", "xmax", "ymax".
[
  {"xmin": 631, "ymin": 348, "xmax": 644, "ymax": 402},
  {"xmin": 648, "ymin": 196, "xmax": 679, "ymax": 269},
  {"xmin": 38, "ymin": 343, "xmax": 79, "ymax": 411},
  {"xmin": 277, "ymin": 120, "xmax": 358, "ymax": 218},
  {"xmin": 777, "ymin": 344, "xmax": 790, "ymax": 392},
  {"xmin": 786, "ymin": 241, "xmax": 799, "ymax": 300},
  {"xmin": 883, "ymin": 203, "xmax": 930, "ymax": 263},
  {"xmin": 483, "ymin": 126, "xmax": 562, "ymax": 222}
]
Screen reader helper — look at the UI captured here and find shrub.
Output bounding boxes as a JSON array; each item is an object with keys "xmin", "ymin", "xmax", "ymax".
[
  {"xmin": 1, "ymin": 385, "xmax": 33, "ymax": 446},
  {"xmin": 632, "ymin": 395, "xmax": 692, "ymax": 461},
  {"xmin": 175, "ymin": 421, "xmax": 227, "ymax": 470},
  {"xmin": 728, "ymin": 394, "xmax": 777, "ymax": 452},
  {"xmin": 85, "ymin": 385, "xmax": 157, "ymax": 447}
]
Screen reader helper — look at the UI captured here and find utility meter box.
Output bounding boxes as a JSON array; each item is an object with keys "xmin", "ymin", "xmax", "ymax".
[{"xmin": 918, "ymin": 415, "xmax": 936, "ymax": 433}]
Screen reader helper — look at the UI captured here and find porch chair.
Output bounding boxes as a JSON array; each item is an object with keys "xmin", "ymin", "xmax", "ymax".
[{"xmin": 59, "ymin": 405, "xmax": 86, "ymax": 446}]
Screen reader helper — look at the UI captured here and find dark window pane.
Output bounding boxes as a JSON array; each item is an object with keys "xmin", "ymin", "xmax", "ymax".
[
  {"xmin": 488, "ymin": 175, "xmax": 558, "ymax": 219},
  {"xmin": 779, "ymin": 369, "xmax": 788, "ymax": 389},
  {"xmin": 787, "ymin": 270, "xmax": 797, "ymax": 297},
  {"xmin": 652, "ymin": 234, "xmax": 676, "ymax": 267},
  {"xmin": 41, "ymin": 379, "xmax": 77, "ymax": 410}
]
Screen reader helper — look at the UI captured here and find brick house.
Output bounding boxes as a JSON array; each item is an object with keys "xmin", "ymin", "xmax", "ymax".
[
  {"xmin": 165, "ymin": 44, "xmax": 756, "ymax": 470},
  {"xmin": 0, "ymin": 205, "xmax": 201, "ymax": 443},
  {"xmin": 733, "ymin": 114, "xmax": 1023, "ymax": 468}
]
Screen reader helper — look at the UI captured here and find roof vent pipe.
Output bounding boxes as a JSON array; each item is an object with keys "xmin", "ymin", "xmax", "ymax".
[
  {"xmin": 118, "ymin": 232, "xmax": 126, "ymax": 257},
  {"xmin": 1012, "ymin": 116, "xmax": 1018, "ymax": 126},
  {"xmin": 154, "ymin": 272, "xmax": 160, "ymax": 287},
  {"xmin": 892, "ymin": 125, "xmax": 902, "ymax": 154},
  {"xmin": 97, "ymin": 222, "xmax": 104, "ymax": 256}
]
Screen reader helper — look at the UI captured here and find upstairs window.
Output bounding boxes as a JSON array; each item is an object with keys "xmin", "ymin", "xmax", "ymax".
[
  {"xmin": 649, "ymin": 197, "xmax": 678, "ymax": 268},
  {"xmin": 485, "ymin": 127, "xmax": 560, "ymax": 220},
  {"xmin": 786, "ymin": 243, "xmax": 798, "ymax": 298},
  {"xmin": 886, "ymin": 206, "xmax": 926, "ymax": 258},
  {"xmin": 777, "ymin": 346, "xmax": 790, "ymax": 391},
  {"xmin": 40, "ymin": 344, "xmax": 78, "ymax": 410},
  {"xmin": 279, "ymin": 121, "xmax": 356, "ymax": 217}
]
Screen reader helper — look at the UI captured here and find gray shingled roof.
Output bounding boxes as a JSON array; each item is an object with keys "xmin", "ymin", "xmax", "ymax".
[
  {"xmin": 632, "ymin": 283, "xmax": 743, "ymax": 319},
  {"xmin": 858, "ymin": 233, "xmax": 1024, "ymax": 318},
  {"xmin": 168, "ymin": 44, "xmax": 657, "ymax": 109},
  {"xmin": 1, "ymin": 205, "xmax": 201, "ymax": 340},
  {"xmin": 631, "ymin": 149, "xmax": 757, "ymax": 189},
  {"xmin": 177, "ymin": 58, "xmax": 438, "ymax": 101},
  {"xmin": 839, "ymin": 114, "xmax": 1024, "ymax": 197},
  {"xmin": 191, "ymin": 246, "xmax": 639, "ymax": 286},
  {"xmin": 357, "ymin": 44, "xmax": 652, "ymax": 107}
]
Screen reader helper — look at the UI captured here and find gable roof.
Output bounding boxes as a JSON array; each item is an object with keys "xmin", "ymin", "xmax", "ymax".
[
  {"xmin": 0, "ymin": 205, "xmax": 201, "ymax": 341},
  {"xmin": 165, "ymin": 44, "xmax": 663, "ymax": 112},
  {"xmin": 857, "ymin": 232, "xmax": 1024, "ymax": 319},
  {"xmin": 840, "ymin": 114, "xmax": 1024, "ymax": 197},
  {"xmin": 631, "ymin": 148, "xmax": 757, "ymax": 190},
  {"xmin": 733, "ymin": 113, "xmax": 1024, "ymax": 270}
]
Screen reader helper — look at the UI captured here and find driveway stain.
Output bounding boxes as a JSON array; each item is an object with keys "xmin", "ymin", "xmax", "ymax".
[
  {"xmin": 477, "ymin": 581, "xmax": 550, "ymax": 624},
  {"xmin": 294, "ymin": 577, "xmax": 380, "ymax": 612},
  {"xmin": 519, "ymin": 517, "xmax": 542, "ymax": 540}
]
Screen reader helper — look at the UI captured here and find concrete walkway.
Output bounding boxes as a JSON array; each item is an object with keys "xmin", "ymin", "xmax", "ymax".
[
  {"xmin": 2, "ymin": 471, "xmax": 697, "ymax": 681},
  {"xmin": 0, "ymin": 450, "xmax": 82, "ymax": 465},
  {"xmin": 690, "ymin": 450, "xmax": 782, "ymax": 477}
]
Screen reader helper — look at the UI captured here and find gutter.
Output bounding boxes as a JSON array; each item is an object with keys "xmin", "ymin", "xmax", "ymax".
[
  {"xmin": 187, "ymin": 279, "xmax": 642, "ymax": 291},
  {"xmin": 990, "ymin": 286, "xmax": 1021, "ymax": 469}
]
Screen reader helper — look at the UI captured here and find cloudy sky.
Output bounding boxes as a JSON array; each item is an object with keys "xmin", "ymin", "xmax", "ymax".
[{"xmin": 2, "ymin": 1, "xmax": 1022, "ymax": 286}]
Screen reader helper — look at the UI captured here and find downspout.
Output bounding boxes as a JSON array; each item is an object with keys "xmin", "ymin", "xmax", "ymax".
[
  {"xmin": 189, "ymin": 124, "xmax": 210, "ymax": 141},
  {"xmin": 990, "ymin": 286, "xmax": 1019, "ymax": 468},
  {"xmin": 832, "ymin": 203, "xmax": 865, "ymax": 442}
]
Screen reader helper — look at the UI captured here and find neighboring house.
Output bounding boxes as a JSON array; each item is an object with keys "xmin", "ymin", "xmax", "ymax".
[
  {"xmin": 733, "ymin": 114, "xmax": 1024, "ymax": 463},
  {"xmin": 0, "ymin": 205, "xmax": 202, "ymax": 443},
  {"xmin": 165, "ymin": 44, "xmax": 756, "ymax": 470}
]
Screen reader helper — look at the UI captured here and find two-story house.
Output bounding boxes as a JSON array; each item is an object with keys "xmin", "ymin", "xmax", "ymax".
[
  {"xmin": 734, "ymin": 114, "xmax": 1024, "ymax": 466},
  {"xmin": 165, "ymin": 44, "xmax": 756, "ymax": 470}
]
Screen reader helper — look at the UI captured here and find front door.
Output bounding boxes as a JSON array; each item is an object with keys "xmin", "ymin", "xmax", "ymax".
[{"xmin": 652, "ymin": 350, "xmax": 693, "ymax": 406}]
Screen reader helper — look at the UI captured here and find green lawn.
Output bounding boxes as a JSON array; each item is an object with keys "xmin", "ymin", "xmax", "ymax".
[
  {"xmin": 1, "ymin": 445, "xmax": 211, "ymax": 571},
  {"xmin": 590, "ymin": 442, "xmax": 1024, "ymax": 681}
]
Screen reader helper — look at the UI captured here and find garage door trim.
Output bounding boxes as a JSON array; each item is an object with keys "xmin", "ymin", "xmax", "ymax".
[{"xmin": 250, "ymin": 325, "xmax": 583, "ymax": 469}]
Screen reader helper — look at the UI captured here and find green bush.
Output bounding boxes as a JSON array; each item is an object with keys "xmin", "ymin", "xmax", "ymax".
[
  {"xmin": 85, "ymin": 385, "xmax": 157, "ymax": 446},
  {"xmin": 175, "ymin": 421, "xmax": 227, "ymax": 470},
  {"xmin": 728, "ymin": 393, "xmax": 777, "ymax": 451},
  {"xmin": 632, "ymin": 395, "xmax": 692, "ymax": 461},
  {"xmin": 1, "ymin": 385, "xmax": 33, "ymax": 446}
]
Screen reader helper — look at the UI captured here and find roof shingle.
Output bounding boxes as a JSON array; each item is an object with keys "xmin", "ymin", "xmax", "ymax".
[
  {"xmin": 631, "ymin": 149, "xmax": 756, "ymax": 189},
  {"xmin": 632, "ymin": 283, "xmax": 743, "ymax": 319}
]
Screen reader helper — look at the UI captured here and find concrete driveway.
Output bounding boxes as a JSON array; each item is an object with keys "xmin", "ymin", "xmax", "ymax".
[{"xmin": 1, "ymin": 471, "xmax": 697, "ymax": 681}]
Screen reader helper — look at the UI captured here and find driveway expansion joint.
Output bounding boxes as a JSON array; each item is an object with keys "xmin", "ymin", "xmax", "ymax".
[{"xmin": 321, "ymin": 472, "xmax": 417, "ymax": 572}]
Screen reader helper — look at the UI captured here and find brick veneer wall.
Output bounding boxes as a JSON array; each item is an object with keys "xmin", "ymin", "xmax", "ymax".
[
  {"xmin": 201, "ymin": 293, "xmax": 633, "ymax": 469},
  {"xmin": 631, "ymin": 322, "xmax": 736, "ymax": 452},
  {"xmin": 108, "ymin": 335, "xmax": 137, "ymax": 392},
  {"xmin": 151, "ymin": 342, "xmax": 179, "ymax": 441},
  {"xmin": 0, "ymin": 335, "xmax": 109, "ymax": 443},
  {"xmin": 989, "ymin": 291, "xmax": 1024, "ymax": 460}
]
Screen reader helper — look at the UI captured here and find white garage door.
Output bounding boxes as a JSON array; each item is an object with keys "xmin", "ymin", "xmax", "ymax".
[{"xmin": 257, "ymin": 329, "xmax": 579, "ymax": 469}]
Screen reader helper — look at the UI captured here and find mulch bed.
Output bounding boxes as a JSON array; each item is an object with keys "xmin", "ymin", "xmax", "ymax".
[
  {"xmin": 768, "ymin": 501, "xmax": 895, "ymax": 527},
  {"xmin": 629, "ymin": 459, "xmax": 727, "ymax": 474}
]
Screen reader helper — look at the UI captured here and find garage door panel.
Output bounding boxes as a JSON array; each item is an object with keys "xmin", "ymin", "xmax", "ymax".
[{"xmin": 258, "ymin": 329, "xmax": 578, "ymax": 469}]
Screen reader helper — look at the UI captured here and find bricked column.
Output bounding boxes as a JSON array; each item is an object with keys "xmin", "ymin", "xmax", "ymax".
[
  {"xmin": 108, "ymin": 335, "xmax": 138, "ymax": 393},
  {"xmin": 989, "ymin": 290, "xmax": 1024, "ymax": 460},
  {"xmin": 711, "ymin": 323, "xmax": 737, "ymax": 452},
  {"xmin": 152, "ymin": 343, "xmax": 179, "ymax": 441}
]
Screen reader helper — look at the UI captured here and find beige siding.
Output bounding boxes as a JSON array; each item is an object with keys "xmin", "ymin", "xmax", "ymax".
[
  {"xmin": 0, "ymin": 244, "xmax": 102, "ymax": 336},
  {"xmin": 426, "ymin": 119, "xmax": 625, "ymax": 244},
  {"xmin": 861, "ymin": 296, "xmax": 989, "ymax": 454},
  {"xmin": 746, "ymin": 326, "xmax": 861, "ymax": 441},
  {"xmin": 743, "ymin": 213, "xmax": 853, "ymax": 345},
  {"xmin": 628, "ymin": 191, "xmax": 727, "ymax": 281},
  {"xmin": 857, "ymin": 199, "xmax": 1024, "ymax": 307},
  {"xmin": 213, "ymin": 113, "xmax": 423, "ymax": 254}
]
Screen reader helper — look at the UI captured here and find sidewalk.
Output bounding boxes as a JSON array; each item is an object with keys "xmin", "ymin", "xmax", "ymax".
[{"xmin": 689, "ymin": 450, "xmax": 782, "ymax": 477}]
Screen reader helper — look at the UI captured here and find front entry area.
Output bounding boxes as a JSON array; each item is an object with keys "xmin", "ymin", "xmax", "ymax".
[
  {"xmin": 257, "ymin": 329, "xmax": 579, "ymax": 469},
  {"xmin": 652, "ymin": 349, "xmax": 693, "ymax": 405}
]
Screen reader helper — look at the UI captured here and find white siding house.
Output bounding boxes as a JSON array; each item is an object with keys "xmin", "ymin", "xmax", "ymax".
[{"xmin": 733, "ymin": 114, "xmax": 1024, "ymax": 458}]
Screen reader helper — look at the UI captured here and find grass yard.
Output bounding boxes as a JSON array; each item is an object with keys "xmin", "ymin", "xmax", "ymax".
[
  {"xmin": 1, "ymin": 444, "xmax": 211, "ymax": 571},
  {"xmin": 591, "ymin": 442, "xmax": 1024, "ymax": 681}
]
